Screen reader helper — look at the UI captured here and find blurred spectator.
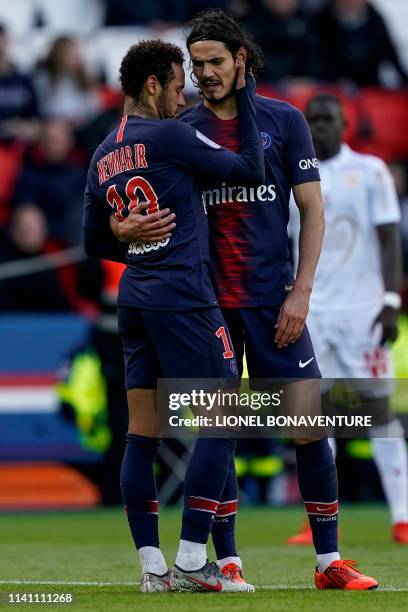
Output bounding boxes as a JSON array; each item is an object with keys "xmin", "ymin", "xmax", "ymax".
[
  {"xmin": 316, "ymin": 0, "xmax": 408, "ymax": 88},
  {"xmin": 0, "ymin": 23, "xmax": 39, "ymax": 142},
  {"xmin": 104, "ymin": 0, "xmax": 187, "ymax": 27},
  {"xmin": 13, "ymin": 120, "xmax": 87, "ymax": 246},
  {"xmin": 187, "ymin": 1, "xmax": 231, "ymax": 20},
  {"xmin": 389, "ymin": 162, "xmax": 408, "ymax": 276},
  {"xmin": 245, "ymin": 0, "xmax": 320, "ymax": 84},
  {"xmin": 34, "ymin": 36, "xmax": 100, "ymax": 125},
  {"xmin": 0, "ymin": 204, "xmax": 76, "ymax": 311},
  {"xmin": 228, "ymin": 0, "xmax": 252, "ymax": 21}
]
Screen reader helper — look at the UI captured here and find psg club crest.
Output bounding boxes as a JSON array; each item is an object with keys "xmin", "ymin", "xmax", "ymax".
[
  {"xmin": 261, "ymin": 131, "xmax": 272, "ymax": 150},
  {"xmin": 230, "ymin": 358, "xmax": 239, "ymax": 375}
]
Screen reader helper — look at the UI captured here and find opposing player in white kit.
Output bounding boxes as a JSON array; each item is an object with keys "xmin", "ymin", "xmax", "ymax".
[{"xmin": 288, "ymin": 93, "xmax": 408, "ymax": 545}]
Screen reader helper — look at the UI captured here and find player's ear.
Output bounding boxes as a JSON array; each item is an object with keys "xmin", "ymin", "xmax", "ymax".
[
  {"xmin": 145, "ymin": 74, "xmax": 160, "ymax": 95},
  {"xmin": 236, "ymin": 46, "xmax": 247, "ymax": 64}
]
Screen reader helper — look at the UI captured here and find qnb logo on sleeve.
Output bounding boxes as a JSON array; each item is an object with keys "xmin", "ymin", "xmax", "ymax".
[{"xmin": 299, "ymin": 158, "xmax": 319, "ymax": 170}]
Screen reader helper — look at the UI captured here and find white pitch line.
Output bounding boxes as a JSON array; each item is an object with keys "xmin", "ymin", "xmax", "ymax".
[
  {"xmin": 0, "ymin": 581, "xmax": 134, "ymax": 587},
  {"xmin": 0, "ymin": 580, "xmax": 407, "ymax": 592}
]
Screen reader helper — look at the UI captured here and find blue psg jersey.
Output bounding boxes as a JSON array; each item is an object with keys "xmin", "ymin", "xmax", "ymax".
[
  {"xmin": 179, "ymin": 96, "xmax": 320, "ymax": 308},
  {"xmin": 83, "ymin": 84, "xmax": 264, "ymax": 310}
]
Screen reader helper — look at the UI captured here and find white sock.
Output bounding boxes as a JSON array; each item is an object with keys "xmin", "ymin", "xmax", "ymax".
[
  {"xmin": 328, "ymin": 437, "xmax": 337, "ymax": 459},
  {"xmin": 370, "ymin": 420, "xmax": 408, "ymax": 524},
  {"xmin": 217, "ymin": 556, "xmax": 242, "ymax": 570},
  {"xmin": 175, "ymin": 539, "xmax": 207, "ymax": 571},
  {"xmin": 138, "ymin": 546, "xmax": 168, "ymax": 576},
  {"xmin": 317, "ymin": 552, "xmax": 340, "ymax": 572}
]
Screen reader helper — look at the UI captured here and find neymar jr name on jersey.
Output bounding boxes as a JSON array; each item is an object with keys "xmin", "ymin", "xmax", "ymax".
[{"xmin": 97, "ymin": 144, "xmax": 149, "ymax": 185}]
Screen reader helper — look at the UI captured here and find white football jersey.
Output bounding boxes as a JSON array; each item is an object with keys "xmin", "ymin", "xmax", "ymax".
[{"xmin": 290, "ymin": 144, "xmax": 401, "ymax": 311}]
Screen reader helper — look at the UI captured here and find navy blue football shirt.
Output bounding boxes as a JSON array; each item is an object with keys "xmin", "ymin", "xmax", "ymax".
[
  {"xmin": 83, "ymin": 81, "xmax": 264, "ymax": 310},
  {"xmin": 179, "ymin": 96, "xmax": 320, "ymax": 308}
]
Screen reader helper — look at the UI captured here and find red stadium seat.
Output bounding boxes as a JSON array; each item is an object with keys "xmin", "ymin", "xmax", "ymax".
[
  {"xmin": 258, "ymin": 83, "xmax": 360, "ymax": 145},
  {"xmin": 354, "ymin": 89, "xmax": 408, "ymax": 161},
  {"xmin": 256, "ymin": 84, "xmax": 288, "ymax": 102},
  {"xmin": 0, "ymin": 463, "xmax": 101, "ymax": 510},
  {"xmin": 0, "ymin": 141, "xmax": 25, "ymax": 226}
]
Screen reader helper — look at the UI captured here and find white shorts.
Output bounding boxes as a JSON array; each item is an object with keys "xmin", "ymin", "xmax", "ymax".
[{"xmin": 307, "ymin": 307, "xmax": 394, "ymax": 398}]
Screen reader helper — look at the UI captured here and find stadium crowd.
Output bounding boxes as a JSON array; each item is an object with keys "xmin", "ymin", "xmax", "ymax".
[{"xmin": 0, "ymin": 0, "xmax": 408, "ymax": 314}]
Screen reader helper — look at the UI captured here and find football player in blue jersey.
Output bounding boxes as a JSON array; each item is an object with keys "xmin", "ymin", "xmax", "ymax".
[
  {"xmin": 118, "ymin": 11, "xmax": 378, "ymax": 590},
  {"xmin": 83, "ymin": 39, "xmax": 265, "ymax": 593},
  {"xmin": 180, "ymin": 9, "xmax": 377, "ymax": 590}
]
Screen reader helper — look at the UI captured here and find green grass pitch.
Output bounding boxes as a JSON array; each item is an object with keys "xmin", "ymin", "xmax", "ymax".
[{"xmin": 1, "ymin": 505, "xmax": 408, "ymax": 611}]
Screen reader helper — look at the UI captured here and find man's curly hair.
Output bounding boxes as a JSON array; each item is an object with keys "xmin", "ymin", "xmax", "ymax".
[
  {"xmin": 119, "ymin": 40, "xmax": 184, "ymax": 101},
  {"xmin": 186, "ymin": 9, "xmax": 264, "ymax": 80}
]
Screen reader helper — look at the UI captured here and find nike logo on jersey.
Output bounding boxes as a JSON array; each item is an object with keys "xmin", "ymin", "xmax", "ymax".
[{"xmin": 299, "ymin": 357, "xmax": 314, "ymax": 369}]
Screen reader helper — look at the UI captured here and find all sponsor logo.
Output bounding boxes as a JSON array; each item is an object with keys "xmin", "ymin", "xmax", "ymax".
[
  {"xmin": 128, "ymin": 237, "xmax": 170, "ymax": 255},
  {"xmin": 299, "ymin": 158, "xmax": 319, "ymax": 170},
  {"xmin": 299, "ymin": 357, "xmax": 315, "ymax": 369},
  {"xmin": 261, "ymin": 131, "xmax": 272, "ymax": 149},
  {"xmin": 305, "ymin": 500, "xmax": 338, "ymax": 516},
  {"xmin": 202, "ymin": 183, "xmax": 276, "ymax": 206},
  {"xmin": 230, "ymin": 359, "xmax": 239, "ymax": 375}
]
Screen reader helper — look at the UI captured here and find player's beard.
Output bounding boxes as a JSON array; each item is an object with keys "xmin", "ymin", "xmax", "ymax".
[
  {"xmin": 157, "ymin": 90, "xmax": 177, "ymax": 119},
  {"xmin": 199, "ymin": 71, "xmax": 238, "ymax": 105}
]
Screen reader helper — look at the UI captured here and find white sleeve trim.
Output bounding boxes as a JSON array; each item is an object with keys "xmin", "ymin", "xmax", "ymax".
[{"xmin": 195, "ymin": 129, "xmax": 221, "ymax": 149}]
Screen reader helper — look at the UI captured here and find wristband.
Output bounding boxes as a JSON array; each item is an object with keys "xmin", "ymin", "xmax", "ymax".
[{"xmin": 384, "ymin": 291, "xmax": 401, "ymax": 310}]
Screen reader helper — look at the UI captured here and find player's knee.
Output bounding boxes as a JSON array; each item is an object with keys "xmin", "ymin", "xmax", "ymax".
[{"xmin": 127, "ymin": 387, "xmax": 158, "ymax": 437}]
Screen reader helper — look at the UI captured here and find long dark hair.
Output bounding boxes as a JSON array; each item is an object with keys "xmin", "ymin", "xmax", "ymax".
[{"xmin": 186, "ymin": 8, "xmax": 264, "ymax": 80}]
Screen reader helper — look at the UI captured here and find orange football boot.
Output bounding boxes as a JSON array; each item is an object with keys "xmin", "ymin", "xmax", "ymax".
[
  {"xmin": 286, "ymin": 520, "xmax": 313, "ymax": 545},
  {"xmin": 221, "ymin": 563, "xmax": 253, "ymax": 587},
  {"xmin": 392, "ymin": 521, "xmax": 408, "ymax": 544},
  {"xmin": 315, "ymin": 559, "xmax": 378, "ymax": 590}
]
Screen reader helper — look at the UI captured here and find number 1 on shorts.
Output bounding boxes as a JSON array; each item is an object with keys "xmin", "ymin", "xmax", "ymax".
[{"xmin": 215, "ymin": 326, "xmax": 234, "ymax": 359}]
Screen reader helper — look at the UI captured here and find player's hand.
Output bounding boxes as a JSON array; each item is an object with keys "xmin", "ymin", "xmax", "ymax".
[
  {"xmin": 113, "ymin": 202, "xmax": 176, "ymax": 242},
  {"xmin": 235, "ymin": 57, "xmax": 246, "ymax": 90},
  {"xmin": 372, "ymin": 305, "xmax": 399, "ymax": 345},
  {"xmin": 274, "ymin": 287, "xmax": 309, "ymax": 349}
]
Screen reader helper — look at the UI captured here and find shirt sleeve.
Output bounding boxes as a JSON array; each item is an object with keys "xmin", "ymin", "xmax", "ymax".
[
  {"xmin": 83, "ymin": 175, "xmax": 127, "ymax": 263},
  {"xmin": 157, "ymin": 78, "xmax": 264, "ymax": 185},
  {"xmin": 284, "ymin": 107, "xmax": 320, "ymax": 187},
  {"xmin": 83, "ymin": 179, "xmax": 104, "ymax": 230},
  {"xmin": 368, "ymin": 158, "xmax": 401, "ymax": 226},
  {"xmin": 160, "ymin": 120, "xmax": 236, "ymax": 178}
]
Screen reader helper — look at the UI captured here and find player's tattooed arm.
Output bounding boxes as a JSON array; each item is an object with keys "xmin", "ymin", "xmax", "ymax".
[
  {"xmin": 372, "ymin": 223, "xmax": 402, "ymax": 344},
  {"xmin": 274, "ymin": 181, "xmax": 324, "ymax": 348},
  {"xmin": 109, "ymin": 203, "xmax": 176, "ymax": 243}
]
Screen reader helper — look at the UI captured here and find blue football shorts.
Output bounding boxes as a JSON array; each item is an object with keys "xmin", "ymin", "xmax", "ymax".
[
  {"xmin": 222, "ymin": 306, "xmax": 321, "ymax": 383},
  {"xmin": 118, "ymin": 306, "xmax": 239, "ymax": 389}
]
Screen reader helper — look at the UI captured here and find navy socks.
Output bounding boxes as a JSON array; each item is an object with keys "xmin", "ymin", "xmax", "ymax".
[
  {"xmin": 295, "ymin": 438, "xmax": 339, "ymax": 554},
  {"xmin": 120, "ymin": 433, "xmax": 161, "ymax": 550},
  {"xmin": 211, "ymin": 455, "xmax": 238, "ymax": 559},
  {"xmin": 181, "ymin": 437, "xmax": 237, "ymax": 544}
]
